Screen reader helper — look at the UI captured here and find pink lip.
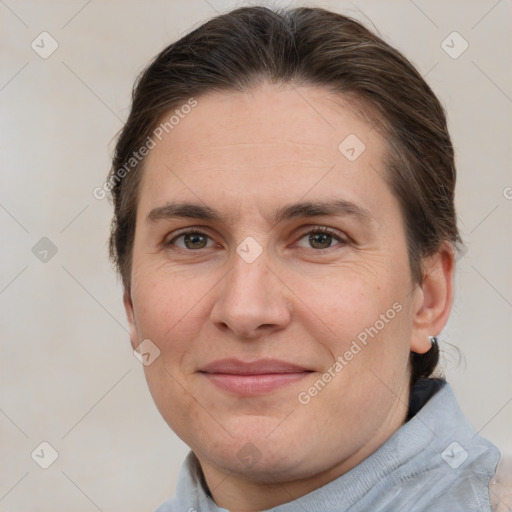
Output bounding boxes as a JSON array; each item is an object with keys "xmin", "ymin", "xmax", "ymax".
[{"xmin": 199, "ymin": 358, "xmax": 313, "ymax": 395}]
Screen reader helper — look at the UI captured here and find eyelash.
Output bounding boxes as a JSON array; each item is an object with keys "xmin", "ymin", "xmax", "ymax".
[{"xmin": 166, "ymin": 226, "xmax": 347, "ymax": 251}]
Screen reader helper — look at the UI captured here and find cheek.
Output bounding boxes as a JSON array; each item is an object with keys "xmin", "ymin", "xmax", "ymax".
[
  {"xmin": 288, "ymin": 263, "xmax": 404, "ymax": 347},
  {"xmin": 131, "ymin": 269, "xmax": 214, "ymax": 436},
  {"xmin": 296, "ymin": 266, "xmax": 412, "ymax": 393},
  {"xmin": 130, "ymin": 267, "xmax": 214, "ymax": 360},
  {"xmin": 301, "ymin": 308, "xmax": 412, "ymax": 445},
  {"xmin": 132, "ymin": 260, "xmax": 204, "ymax": 328}
]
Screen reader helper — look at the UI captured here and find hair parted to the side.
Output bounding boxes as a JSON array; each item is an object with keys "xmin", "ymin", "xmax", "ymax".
[{"xmin": 107, "ymin": 6, "xmax": 462, "ymax": 385}]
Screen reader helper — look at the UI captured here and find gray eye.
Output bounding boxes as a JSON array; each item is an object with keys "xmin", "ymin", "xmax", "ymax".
[
  {"xmin": 308, "ymin": 232, "xmax": 334, "ymax": 249},
  {"xmin": 170, "ymin": 231, "xmax": 213, "ymax": 250},
  {"xmin": 295, "ymin": 229, "xmax": 344, "ymax": 250},
  {"xmin": 183, "ymin": 233, "xmax": 209, "ymax": 249}
]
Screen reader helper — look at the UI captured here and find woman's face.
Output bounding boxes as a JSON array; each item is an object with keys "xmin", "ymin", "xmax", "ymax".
[{"xmin": 125, "ymin": 83, "xmax": 434, "ymax": 485}]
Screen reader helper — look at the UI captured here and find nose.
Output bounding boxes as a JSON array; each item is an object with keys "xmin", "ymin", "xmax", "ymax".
[{"xmin": 209, "ymin": 251, "xmax": 292, "ymax": 339}]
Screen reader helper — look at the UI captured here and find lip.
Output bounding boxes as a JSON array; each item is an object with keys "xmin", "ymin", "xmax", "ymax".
[{"xmin": 199, "ymin": 358, "xmax": 313, "ymax": 395}]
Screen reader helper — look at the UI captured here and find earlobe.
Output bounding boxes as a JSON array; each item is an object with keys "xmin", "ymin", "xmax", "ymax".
[
  {"xmin": 410, "ymin": 244, "xmax": 455, "ymax": 354},
  {"xmin": 123, "ymin": 289, "xmax": 139, "ymax": 350}
]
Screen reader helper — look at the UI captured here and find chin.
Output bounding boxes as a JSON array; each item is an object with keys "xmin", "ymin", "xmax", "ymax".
[
  {"xmin": 211, "ymin": 446, "xmax": 313, "ymax": 483},
  {"xmin": 195, "ymin": 424, "xmax": 329, "ymax": 480}
]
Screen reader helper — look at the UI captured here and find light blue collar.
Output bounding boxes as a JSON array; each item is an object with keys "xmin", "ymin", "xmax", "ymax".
[{"xmin": 156, "ymin": 380, "xmax": 500, "ymax": 511}]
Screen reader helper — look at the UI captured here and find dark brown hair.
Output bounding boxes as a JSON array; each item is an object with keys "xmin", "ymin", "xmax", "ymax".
[{"xmin": 107, "ymin": 6, "xmax": 461, "ymax": 384}]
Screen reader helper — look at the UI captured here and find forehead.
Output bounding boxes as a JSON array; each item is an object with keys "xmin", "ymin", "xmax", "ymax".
[{"xmin": 137, "ymin": 83, "xmax": 392, "ymax": 222}]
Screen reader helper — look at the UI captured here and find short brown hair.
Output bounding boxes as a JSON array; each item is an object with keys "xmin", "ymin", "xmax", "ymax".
[{"xmin": 108, "ymin": 6, "xmax": 461, "ymax": 383}]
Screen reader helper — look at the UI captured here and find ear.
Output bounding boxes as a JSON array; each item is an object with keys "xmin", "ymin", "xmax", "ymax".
[
  {"xmin": 123, "ymin": 288, "xmax": 140, "ymax": 351},
  {"xmin": 410, "ymin": 243, "xmax": 455, "ymax": 354}
]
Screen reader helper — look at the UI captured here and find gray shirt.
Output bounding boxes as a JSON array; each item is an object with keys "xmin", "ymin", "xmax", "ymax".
[{"xmin": 155, "ymin": 380, "xmax": 501, "ymax": 511}]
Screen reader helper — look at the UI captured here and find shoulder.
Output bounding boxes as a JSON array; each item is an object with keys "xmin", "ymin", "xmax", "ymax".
[{"xmin": 490, "ymin": 454, "xmax": 512, "ymax": 512}]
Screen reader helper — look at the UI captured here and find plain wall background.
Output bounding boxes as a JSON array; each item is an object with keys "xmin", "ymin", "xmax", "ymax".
[{"xmin": 1, "ymin": 0, "xmax": 511, "ymax": 510}]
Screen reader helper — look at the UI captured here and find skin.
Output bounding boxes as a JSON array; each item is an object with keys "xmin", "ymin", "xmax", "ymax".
[{"xmin": 124, "ymin": 82, "xmax": 454, "ymax": 512}]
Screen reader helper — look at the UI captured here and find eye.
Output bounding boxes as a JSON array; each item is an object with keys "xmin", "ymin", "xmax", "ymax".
[
  {"xmin": 295, "ymin": 227, "xmax": 346, "ymax": 250},
  {"xmin": 168, "ymin": 230, "xmax": 215, "ymax": 250}
]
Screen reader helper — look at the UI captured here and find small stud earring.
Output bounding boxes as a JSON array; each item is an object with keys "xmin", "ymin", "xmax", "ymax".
[{"xmin": 428, "ymin": 335, "xmax": 438, "ymax": 347}]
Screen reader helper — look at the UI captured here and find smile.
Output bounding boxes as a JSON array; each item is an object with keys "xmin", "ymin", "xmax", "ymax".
[{"xmin": 199, "ymin": 358, "xmax": 313, "ymax": 395}]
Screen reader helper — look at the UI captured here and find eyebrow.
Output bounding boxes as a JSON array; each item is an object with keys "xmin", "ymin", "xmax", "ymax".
[{"xmin": 145, "ymin": 199, "xmax": 372, "ymax": 226}]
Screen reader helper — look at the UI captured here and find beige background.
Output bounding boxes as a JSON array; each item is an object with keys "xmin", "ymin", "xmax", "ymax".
[{"xmin": 1, "ymin": 0, "xmax": 511, "ymax": 511}]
